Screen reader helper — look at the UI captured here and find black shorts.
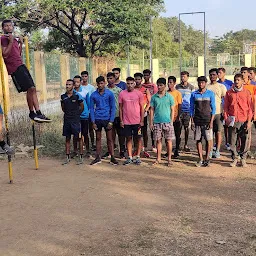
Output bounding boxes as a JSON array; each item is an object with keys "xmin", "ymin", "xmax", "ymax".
[
  {"xmin": 124, "ymin": 124, "xmax": 142, "ymax": 138},
  {"xmin": 81, "ymin": 119, "xmax": 89, "ymax": 137},
  {"xmin": 95, "ymin": 119, "xmax": 111, "ymax": 132},
  {"xmin": 63, "ymin": 122, "xmax": 81, "ymax": 138},
  {"xmin": 180, "ymin": 112, "xmax": 190, "ymax": 128},
  {"xmin": 11, "ymin": 65, "xmax": 35, "ymax": 93}
]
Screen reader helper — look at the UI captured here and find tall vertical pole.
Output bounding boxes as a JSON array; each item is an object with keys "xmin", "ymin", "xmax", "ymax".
[
  {"xmin": 0, "ymin": 37, "xmax": 13, "ymax": 183},
  {"xmin": 149, "ymin": 16, "xmax": 153, "ymax": 80},
  {"xmin": 24, "ymin": 36, "xmax": 39, "ymax": 170},
  {"xmin": 127, "ymin": 43, "xmax": 130, "ymax": 77},
  {"xmin": 179, "ymin": 14, "xmax": 182, "ymax": 76},
  {"xmin": 203, "ymin": 12, "xmax": 206, "ymax": 76}
]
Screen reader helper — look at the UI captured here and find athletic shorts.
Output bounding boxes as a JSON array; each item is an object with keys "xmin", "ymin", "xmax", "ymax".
[
  {"xmin": 0, "ymin": 104, "xmax": 3, "ymax": 115},
  {"xmin": 11, "ymin": 65, "xmax": 35, "ymax": 93},
  {"xmin": 123, "ymin": 124, "xmax": 142, "ymax": 138},
  {"xmin": 213, "ymin": 114, "xmax": 223, "ymax": 132},
  {"xmin": 95, "ymin": 119, "xmax": 111, "ymax": 132},
  {"xmin": 81, "ymin": 119, "xmax": 89, "ymax": 137},
  {"xmin": 153, "ymin": 123, "xmax": 175, "ymax": 141},
  {"xmin": 194, "ymin": 125, "xmax": 213, "ymax": 141},
  {"xmin": 180, "ymin": 112, "xmax": 190, "ymax": 128},
  {"xmin": 63, "ymin": 122, "xmax": 81, "ymax": 138}
]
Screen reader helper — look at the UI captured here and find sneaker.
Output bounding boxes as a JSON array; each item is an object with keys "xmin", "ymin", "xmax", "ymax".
[
  {"xmin": 204, "ymin": 160, "xmax": 210, "ymax": 167},
  {"xmin": 225, "ymin": 143, "xmax": 231, "ymax": 151},
  {"xmin": 133, "ymin": 157, "xmax": 141, "ymax": 165},
  {"xmin": 209, "ymin": 150, "xmax": 214, "ymax": 159},
  {"xmin": 85, "ymin": 152, "xmax": 91, "ymax": 158},
  {"xmin": 241, "ymin": 159, "xmax": 248, "ymax": 168},
  {"xmin": 102, "ymin": 152, "xmax": 110, "ymax": 159},
  {"xmin": 119, "ymin": 152, "xmax": 125, "ymax": 159},
  {"xmin": 123, "ymin": 158, "xmax": 133, "ymax": 166},
  {"xmin": 29, "ymin": 112, "xmax": 37, "ymax": 121},
  {"xmin": 215, "ymin": 150, "xmax": 221, "ymax": 159},
  {"xmin": 246, "ymin": 151, "xmax": 254, "ymax": 159},
  {"xmin": 173, "ymin": 150, "xmax": 179, "ymax": 159},
  {"xmin": 91, "ymin": 145, "xmax": 96, "ymax": 151},
  {"xmin": 62, "ymin": 158, "xmax": 71, "ymax": 165},
  {"xmin": 152, "ymin": 146, "xmax": 157, "ymax": 153},
  {"xmin": 70, "ymin": 152, "xmax": 78, "ymax": 159},
  {"xmin": 1, "ymin": 143, "xmax": 15, "ymax": 156},
  {"xmin": 163, "ymin": 152, "xmax": 168, "ymax": 158},
  {"xmin": 90, "ymin": 157, "xmax": 102, "ymax": 165},
  {"xmin": 195, "ymin": 161, "xmax": 204, "ymax": 167},
  {"xmin": 184, "ymin": 146, "xmax": 191, "ymax": 152},
  {"xmin": 143, "ymin": 151, "xmax": 150, "ymax": 158},
  {"xmin": 230, "ymin": 159, "xmax": 238, "ymax": 167},
  {"xmin": 114, "ymin": 144, "xmax": 118, "ymax": 150},
  {"xmin": 110, "ymin": 156, "xmax": 118, "ymax": 165},
  {"xmin": 34, "ymin": 114, "xmax": 52, "ymax": 123},
  {"xmin": 76, "ymin": 156, "xmax": 84, "ymax": 165}
]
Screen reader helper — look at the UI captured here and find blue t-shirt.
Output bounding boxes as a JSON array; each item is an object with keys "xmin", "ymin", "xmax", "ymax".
[
  {"xmin": 217, "ymin": 79, "xmax": 233, "ymax": 91},
  {"xmin": 74, "ymin": 86, "xmax": 90, "ymax": 120},
  {"xmin": 250, "ymin": 80, "xmax": 256, "ymax": 85},
  {"xmin": 90, "ymin": 89, "xmax": 116, "ymax": 122},
  {"xmin": 0, "ymin": 104, "xmax": 3, "ymax": 115},
  {"xmin": 150, "ymin": 93, "xmax": 175, "ymax": 123},
  {"xmin": 82, "ymin": 84, "xmax": 95, "ymax": 96},
  {"xmin": 116, "ymin": 81, "xmax": 127, "ymax": 90},
  {"xmin": 176, "ymin": 83, "xmax": 194, "ymax": 113}
]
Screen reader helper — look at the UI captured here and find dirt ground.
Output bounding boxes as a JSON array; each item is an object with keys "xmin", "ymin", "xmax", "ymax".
[{"xmin": 0, "ymin": 143, "xmax": 256, "ymax": 256}]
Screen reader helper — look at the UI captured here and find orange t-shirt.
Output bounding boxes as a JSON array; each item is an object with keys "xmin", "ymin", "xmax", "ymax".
[
  {"xmin": 136, "ymin": 86, "xmax": 149, "ymax": 109},
  {"xmin": 244, "ymin": 80, "xmax": 256, "ymax": 102},
  {"xmin": 168, "ymin": 89, "xmax": 182, "ymax": 121}
]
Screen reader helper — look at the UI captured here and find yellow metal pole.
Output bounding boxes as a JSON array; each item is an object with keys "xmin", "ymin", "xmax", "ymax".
[
  {"xmin": 0, "ymin": 37, "xmax": 13, "ymax": 183},
  {"xmin": 24, "ymin": 36, "xmax": 39, "ymax": 170}
]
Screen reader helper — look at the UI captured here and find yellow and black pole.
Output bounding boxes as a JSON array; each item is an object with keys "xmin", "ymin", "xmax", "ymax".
[
  {"xmin": 0, "ymin": 36, "xmax": 13, "ymax": 183},
  {"xmin": 24, "ymin": 36, "xmax": 39, "ymax": 170}
]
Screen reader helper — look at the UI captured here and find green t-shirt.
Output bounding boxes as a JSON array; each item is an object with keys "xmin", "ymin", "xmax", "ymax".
[
  {"xmin": 108, "ymin": 86, "xmax": 122, "ymax": 117},
  {"xmin": 150, "ymin": 92, "xmax": 175, "ymax": 123}
]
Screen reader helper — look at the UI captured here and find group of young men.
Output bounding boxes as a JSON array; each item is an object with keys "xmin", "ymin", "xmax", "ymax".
[{"xmin": 60, "ymin": 65, "xmax": 256, "ymax": 168}]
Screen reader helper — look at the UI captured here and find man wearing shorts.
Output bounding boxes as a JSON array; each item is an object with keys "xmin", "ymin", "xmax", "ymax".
[
  {"xmin": 217, "ymin": 67, "xmax": 233, "ymax": 149},
  {"xmin": 112, "ymin": 68, "xmax": 127, "ymax": 90},
  {"xmin": 90, "ymin": 76, "xmax": 118, "ymax": 166},
  {"xmin": 142, "ymin": 69, "xmax": 157, "ymax": 152},
  {"xmin": 0, "ymin": 104, "xmax": 14, "ymax": 155},
  {"xmin": 102, "ymin": 72, "xmax": 125, "ymax": 159},
  {"xmin": 61, "ymin": 79, "xmax": 84, "ymax": 165},
  {"xmin": 119, "ymin": 77, "xmax": 144, "ymax": 165},
  {"xmin": 81, "ymin": 70, "xmax": 96, "ymax": 150},
  {"xmin": 1, "ymin": 20, "xmax": 51, "ymax": 122},
  {"xmin": 73, "ymin": 75, "xmax": 90, "ymax": 158},
  {"xmin": 207, "ymin": 68, "xmax": 227, "ymax": 158},
  {"xmin": 134, "ymin": 72, "xmax": 151, "ymax": 158},
  {"xmin": 150, "ymin": 78, "xmax": 175, "ymax": 166},
  {"xmin": 190, "ymin": 76, "xmax": 216, "ymax": 167},
  {"xmin": 224, "ymin": 74, "xmax": 253, "ymax": 167},
  {"xmin": 176, "ymin": 71, "xmax": 194, "ymax": 152},
  {"xmin": 168, "ymin": 76, "xmax": 182, "ymax": 158}
]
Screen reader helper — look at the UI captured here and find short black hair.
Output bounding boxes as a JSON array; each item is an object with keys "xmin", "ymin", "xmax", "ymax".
[
  {"xmin": 126, "ymin": 76, "xmax": 135, "ymax": 82},
  {"xmin": 168, "ymin": 76, "xmax": 176, "ymax": 83},
  {"xmin": 218, "ymin": 67, "xmax": 226, "ymax": 73},
  {"xmin": 143, "ymin": 69, "xmax": 151, "ymax": 75},
  {"xmin": 234, "ymin": 73, "xmax": 243, "ymax": 80},
  {"xmin": 134, "ymin": 72, "xmax": 143, "ymax": 78},
  {"xmin": 197, "ymin": 76, "xmax": 208, "ymax": 83},
  {"xmin": 73, "ymin": 75, "xmax": 81, "ymax": 80},
  {"xmin": 249, "ymin": 67, "xmax": 256, "ymax": 73},
  {"xmin": 66, "ymin": 79, "xmax": 74, "ymax": 84},
  {"xmin": 2, "ymin": 19, "xmax": 13, "ymax": 28},
  {"xmin": 96, "ymin": 76, "xmax": 105, "ymax": 83},
  {"xmin": 241, "ymin": 67, "xmax": 249, "ymax": 72},
  {"xmin": 107, "ymin": 72, "xmax": 115, "ymax": 78},
  {"xmin": 209, "ymin": 68, "xmax": 218, "ymax": 74},
  {"xmin": 181, "ymin": 71, "xmax": 189, "ymax": 76},
  {"xmin": 81, "ymin": 71, "xmax": 89, "ymax": 76},
  {"xmin": 157, "ymin": 78, "xmax": 166, "ymax": 85},
  {"xmin": 112, "ymin": 68, "xmax": 121, "ymax": 73}
]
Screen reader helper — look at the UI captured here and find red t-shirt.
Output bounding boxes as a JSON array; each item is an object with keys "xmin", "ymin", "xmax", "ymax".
[
  {"xmin": 142, "ymin": 83, "xmax": 157, "ymax": 96},
  {"xmin": 1, "ymin": 36, "xmax": 23, "ymax": 74}
]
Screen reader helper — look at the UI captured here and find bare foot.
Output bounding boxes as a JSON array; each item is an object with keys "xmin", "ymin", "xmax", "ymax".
[{"xmin": 152, "ymin": 160, "xmax": 161, "ymax": 166}]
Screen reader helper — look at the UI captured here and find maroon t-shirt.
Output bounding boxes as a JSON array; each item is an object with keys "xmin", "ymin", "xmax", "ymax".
[{"xmin": 1, "ymin": 36, "xmax": 23, "ymax": 74}]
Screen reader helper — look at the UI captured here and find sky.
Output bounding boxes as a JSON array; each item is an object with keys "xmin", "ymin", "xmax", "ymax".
[{"xmin": 163, "ymin": 0, "xmax": 255, "ymax": 38}]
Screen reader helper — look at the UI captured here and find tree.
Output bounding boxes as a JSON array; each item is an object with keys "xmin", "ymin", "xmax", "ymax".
[{"xmin": 1, "ymin": 0, "xmax": 163, "ymax": 57}]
